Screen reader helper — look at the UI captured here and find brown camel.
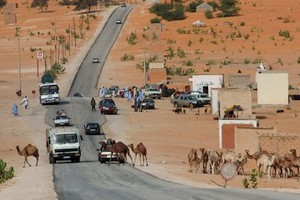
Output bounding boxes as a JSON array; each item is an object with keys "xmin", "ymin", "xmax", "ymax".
[
  {"xmin": 100, "ymin": 141, "xmax": 133, "ymax": 166},
  {"xmin": 16, "ymin": 144, "xmax": 39, "ymax": 168},
  {"xmin": 187, "ymin": 148, "xmax": 201, "ymax": 173},
  {"xmin": 128, "ymin": 143, "xmax": 148, "ymax": 166},
  {"xmin": 200, "ymin": 148, "xmax": 209, "ymax": 173}
]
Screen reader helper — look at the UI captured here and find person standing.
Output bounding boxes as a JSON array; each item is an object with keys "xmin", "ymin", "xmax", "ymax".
[
  {"xmin": 12, "ymin": 103, "xmax": 18, "ymax": 116},
  {"xmin": 91, "ymin": 97, "xmax": 96, "ymax": 111},
  {"xmin": 21, "ymin": 96, "xmax": 28, "ymax": 109}
]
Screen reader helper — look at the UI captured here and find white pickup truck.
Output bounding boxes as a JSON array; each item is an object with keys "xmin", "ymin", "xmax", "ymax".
[
  {"xmin": 142, "ymin": 88, "xmax": 162, "ymax": 99},
  {"xmin": 53, "ymin": 110, "xmax": 71, "ymax": 127},
  {"xmin": 46, "ymin": 127, "xmax": 83, "ymax": 163}
]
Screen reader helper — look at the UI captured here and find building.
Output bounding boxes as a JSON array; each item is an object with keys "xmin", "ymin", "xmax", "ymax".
[
  {"xmin": 196, "ymin": 3, "xmax": 213, "ymax": 13},
  {"xmin": 211, "ymin": 88, "xmax": 253, "ymax": 119},
  {"xmin": 256, "ymin": 71, "xmax": 288, "ymax": 105},
  {"xmin": 228, "ymin": 74, "xmax": 251, "ymax": 89},
  {"xmin": 189, "ymin": 74, "xmax": 224, "ymax": 96},
  {"xmin": 218, "ymin": 119, "xmax": 258, "ymax": 149}
]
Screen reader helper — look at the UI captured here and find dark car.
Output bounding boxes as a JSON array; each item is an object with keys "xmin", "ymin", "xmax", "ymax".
[
  {"xmin": 99, "ymin": 99, "xmax": 117, "ymax": 114},
  {"xmin": 73, "ymin": 93, "xmax": 84, "ymax": 97},
  {"xmin": 84, "ymin": 123, "xmax": 101, "ymax": 135},
  {"xmin": 141, "ymin": 98, "xmax": 155, "ymax": 109}
]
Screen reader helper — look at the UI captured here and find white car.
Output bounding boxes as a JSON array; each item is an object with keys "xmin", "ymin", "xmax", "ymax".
[
  {"xmin": 53, "ymin": 115, "xmax": 71, "ymax": 127},
  {"xmin": 92, "ymin": 58, "xmax": 100, "ymax": 63},
  {"xmin": 116, "ymin": 20, "xmax": 122, "ymax": 24}
]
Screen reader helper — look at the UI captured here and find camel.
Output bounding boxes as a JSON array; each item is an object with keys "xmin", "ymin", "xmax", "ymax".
[
  {"xmin": 128, "ymin": 143, "xmax": 148, "ymax": 166},
  {"xmin": 221, "ymin": 150, "xmax": 242, "ymax": 164},
  {"xmin": 16, "ymin": 144, "xmax": 39, "ymax": 168},
  {"xmin": 187, "ymin": 148, "xmax": 202, "ymax": 173},
  {"xmin": 257, "ymin": 154, "xmax": 276, "ymax": 178},
  {"xmin": 100, "ymin": 141, "xmax": 133, "ymax": 166},
  {"xmin": 207, "ymin": 150, "xmax": 223, "ymax": 174},
  {"xmin": 200, "ymin": 148, "xmax": 209, "ymax": 173},
  {"xmin": 233, "ymin": 153, "xmax": 248, "ymax": 176},
  {"xmin": 245, "ymin": 149, "xmax": 272, "ymax": 173},
  {"xmin": 274, "ymin": 154, "xmax": 294, "ymax": 178}
]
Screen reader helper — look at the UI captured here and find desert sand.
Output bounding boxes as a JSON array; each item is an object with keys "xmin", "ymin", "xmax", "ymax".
[{"xmin": 0, "ymin": 0, "xmax": 300, "ymax": 199}]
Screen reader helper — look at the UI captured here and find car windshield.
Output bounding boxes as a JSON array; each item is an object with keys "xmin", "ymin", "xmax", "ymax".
[
  {"xmin": 88, "ymin": 124, "xmax": 99, "ymax": 128},
  {"xmin": 54, "ymin": 134, "xmax": 78, "ymax": 144},
  {"xmin": 144, "ymin": 99, "xmax": 154, "ymax": 102},
  {"xmin": 56, "ymin": 115, "xmax": 68, "ymax": 120}
]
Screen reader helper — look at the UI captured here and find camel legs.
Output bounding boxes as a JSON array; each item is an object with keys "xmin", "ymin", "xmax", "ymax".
[
  {"xmin": 127, "ymin": 151, "xmax": 134, "ymax": 166},
  {"xmin": 144, "ymin": 155, "xmax": 148, "ymax": 166},
  {"xmin": 35, "ymin": 156, "xmax": 39, "ymax": 166},
  {"xmin": 133, "ymin": 153, "xmax": 137, "ymax": 166},
  {"xmin": 24, "ymin": 156, "xmax": 31, "ymax": 168}
]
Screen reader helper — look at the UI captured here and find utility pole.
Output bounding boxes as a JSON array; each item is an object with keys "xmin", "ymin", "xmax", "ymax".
[
  {"xmin": 143, "ymin": 44, "xmax": 147, "ymax": 86},
  {"xmin": 18, "ymin": 38, "xmax": 22, "ymax": 96}
]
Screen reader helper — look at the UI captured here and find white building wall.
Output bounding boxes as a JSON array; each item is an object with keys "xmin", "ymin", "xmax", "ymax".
[
  {"xmin": 189, "ymin": 75, "xmax": 224, "ymax": 96},
  {"xmin": 257, "ymin": 71, "xmax": 288, "ymax": 105},
  {"xmin": 211, "ymin": 89, "xmax": 219, "ymax": 117}
]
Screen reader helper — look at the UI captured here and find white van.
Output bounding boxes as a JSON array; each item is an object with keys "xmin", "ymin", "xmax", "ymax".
[{"xmin": 186, "ymin": 91, "xmax": 210, "ymax": 104}]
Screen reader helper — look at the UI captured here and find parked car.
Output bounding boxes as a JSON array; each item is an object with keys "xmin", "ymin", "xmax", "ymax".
[
  {"xmin": 116, "ymin": 20, "xmax": 122, "ymax": 24},
  {"xmin": 53, "ymin": 114, "xmax": 71, "ymax": 127},
  {"xmin": 142, "ymin": 88, "xmax": 162, "ymax": 99},
  {"xmin": 141, "ymin": 98, "xmax": 155, "ymax": 109},
  {"xmin": 186, "ymin": 91, "xmax": 210, "ymax": 104},
  {"xmin": 84, "ymin": 123, "xmax": 101, "ymax": 135},
  {"xmin": 121, "ymin": 3, "xmax": 126, "ymax": 7},
  {"xmin": 99, "ymin": 98, "xmax": 117, "ymax": 114},
  {"xmin": 92, "ymin": 58, "xmax": 100, "ymax": 63},
  {"xmin": 170, "ymin": 94, "xmax": 204, "ymax": 108}
]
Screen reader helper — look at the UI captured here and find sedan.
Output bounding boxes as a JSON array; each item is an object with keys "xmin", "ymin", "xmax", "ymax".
[
  {"xmin": 99, "ymin": 102, "xmax": 118, "ymax": 115},
  {"xmin": 141, "ymin": 98, "xmax": 155, "ymax": 109},
  {"xmin": 116, "ymin": 20, "xmax": 122, "ymax": 24},
  {"xmin": 92, "ymin": 58, "xmax": 100, "ymax": 63},
  {"xmin": 84, "ymin": 123, "xmax": 101, "ymax": 135}
]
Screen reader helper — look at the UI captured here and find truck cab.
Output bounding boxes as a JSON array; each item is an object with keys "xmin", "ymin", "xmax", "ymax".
[{"xmin": 46, "ymin": 127, "xmax": 83, "ymax": 163}]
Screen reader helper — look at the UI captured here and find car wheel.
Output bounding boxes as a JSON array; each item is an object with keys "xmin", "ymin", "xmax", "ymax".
[
  {"xmin": 49, "ymin": 153, "xmax": 56, "ymax": 164},
  {"xmin": 99, "ymin": 157, "xmax": 105, "ymax": 163},
  {"xmin": 174, "ymin": 102, "xmax": 179, "ymax": 108},
  {"xmin": 75, "ymin": 157, "xmax": 80, "ymax": 163}
]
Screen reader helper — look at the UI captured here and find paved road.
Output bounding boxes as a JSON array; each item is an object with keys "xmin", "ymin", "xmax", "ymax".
[{"xmin": 46, "ymin": 5, "xmax": 300, "ymax": 200}]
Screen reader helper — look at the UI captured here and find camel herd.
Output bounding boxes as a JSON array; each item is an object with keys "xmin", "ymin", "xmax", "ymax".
[
  {"xmin": 16, "ymin": 142, "xmax": 148, "ymax": 167},
  {"xmin": 188, "ymin": 147, "xmax": 300, "ymax": 179}
]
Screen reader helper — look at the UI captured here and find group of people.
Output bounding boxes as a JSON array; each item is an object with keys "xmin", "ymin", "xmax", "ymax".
[
  {"xmin": 124, "ymin": 86, "xmax": 145, "ymax": 112},
  {"xmin": 12, "ymin": 96, "xmax": 29, "ymax": 116}
]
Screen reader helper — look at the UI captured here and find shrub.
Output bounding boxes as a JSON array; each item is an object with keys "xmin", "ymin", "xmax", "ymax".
[
  {"xmin": 243, "ymin": 59, "xmax": 250, "ymax": 64},
  {"xmin": 120, "ymin": 54, "xmax": 135, "ymax": 61},
  {"xmin": 126, "ymin": 32, "xmax": 138, "ymax": 45},
  {"xmin": 182, "ymin": 60, "xmax": 193, "ymax": 66},
  {"xmin": 205, "ymin": 10, "xmax": 213, "ymax": 19},
  {"xmin": 177, "ymin": 47, "xmax": 186, "ymax": 58},
  {"xmin": 149, "ymin": 3, "xmax": 186, "ymax": 21},
  {"xmin": 0, "ymin": 159, "xmax": 14, "ymax": 183},
  {"xmin": 279, "ymin": 30, "xmax": 291, "ymax": 39},
  {"xmin": 150, "ymin": 17, "xmax": 161, "ymax": 23},
  {"xmin": 206, "ymin": 59, "xmax": 216, "ymax": 66}
]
